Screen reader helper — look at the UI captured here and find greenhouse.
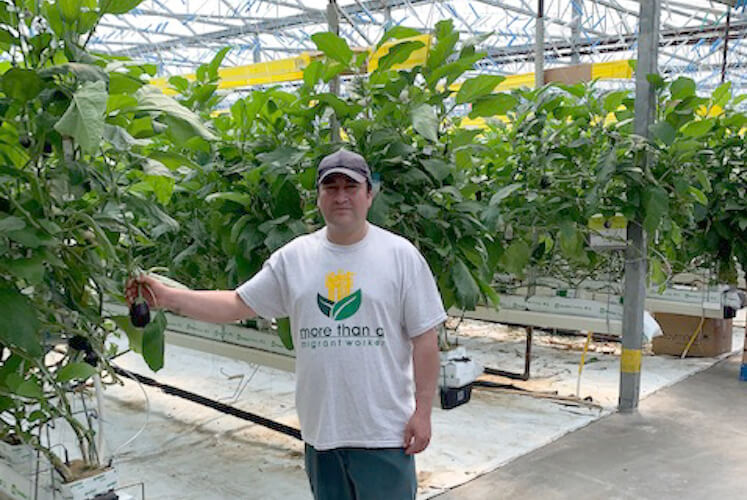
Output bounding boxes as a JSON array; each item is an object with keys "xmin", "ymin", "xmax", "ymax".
[{"xmin": 0, "ymin": 0, "xmax": 746, "ymax": 499}]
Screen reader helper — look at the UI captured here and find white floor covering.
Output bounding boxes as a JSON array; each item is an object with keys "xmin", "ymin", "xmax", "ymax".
[{"xmin": 53, "ymin": 312, "xmax": 747, "ymax": 499}]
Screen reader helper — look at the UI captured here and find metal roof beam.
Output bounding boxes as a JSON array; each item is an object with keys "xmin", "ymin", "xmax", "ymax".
[{"xmin": 109, "ymin": 0, "xmax": 433, "ymax": 57}]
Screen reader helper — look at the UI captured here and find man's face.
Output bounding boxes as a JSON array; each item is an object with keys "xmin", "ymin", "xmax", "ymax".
[{"xmin": 317, "ymin": 173, "xmax": 373, "ymax": 232}]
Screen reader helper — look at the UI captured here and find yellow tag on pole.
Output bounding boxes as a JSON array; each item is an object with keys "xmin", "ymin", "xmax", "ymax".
[{"xmin": 621, "ymin": 349, "xmax": 642, "ymax": 373}]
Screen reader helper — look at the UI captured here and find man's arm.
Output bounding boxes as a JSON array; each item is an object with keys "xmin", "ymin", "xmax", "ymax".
[
  {"xmin": 403, "ymin": 327, "xmax": 440, "ymax": 455},
  {"xmin": 127, "ymin": 275, "xmax": 256, "ymax": 324}
]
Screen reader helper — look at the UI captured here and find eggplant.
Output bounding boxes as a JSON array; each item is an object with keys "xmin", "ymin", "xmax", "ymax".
[{"xmin": 129, "ymin": 298, "xmax": 151, "ymax": 327}]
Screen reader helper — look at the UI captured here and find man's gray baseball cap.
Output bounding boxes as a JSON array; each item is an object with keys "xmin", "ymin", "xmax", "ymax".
[{"xmin": 316, "ymin": 149, "xmax": 373, "ymax": 186}]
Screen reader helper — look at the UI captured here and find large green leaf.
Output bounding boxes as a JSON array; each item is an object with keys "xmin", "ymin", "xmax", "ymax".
[
  {"xmin": 276, "ymin": 317, "xmax": 294, "ymax": 350},
  {"xmin": 39, "ymin": 63, "xmax": 107, "ymax": 83},
  {"xmin": 311, "ymin": 32, "xmax": 353, "ymax": 66},
  {"xmin": 451, "ymin": 258, "xmax": 479, "ymax": 310},
  {"xmin": 134, "ymin": 86, "xmax": 216, "ymax": 141},
  {"xmin": 303, "ymin": 60, "xmax": 324, "ymax": 87},
  {"xmin": 2, "ymin": 68, "xmax": 43, "ymax": 103},
  {"xmin": 54, "ymin": 80, "xmax": 107, "ymax": 153},
  {"xmin": 411, "ymin": 104, "xmax": 438, "ymax": 142},
  {"xmin": 5, "ymin": 255, "xmax": 45, "ymax": 285},
  {"xmin": 427, "ymin": 19, "xmax": 458, "ymax": 71},
  {"xmin": 205, "ymin": 192, "xmax": 252, "ymax": 206},
  {"xmin": 142, "ymin": 310, "xmax": 167, "ymax": 372},
  {"xmin": 456, "ymin": 75, "xmax": 506, "ymax": 104},
  {"xmin": 112, "ymin": 315, "xmax": 143, "ymax": 353},
  {"xmin": 469, "ymin": 94, "xmax": 518, "ymax": 118},
  {"xmin": 376, "ymin": 41, "xmax": 424, "ymax": 72},
  {"xmin": 711, "ymin": 81, "xmax": 731, "ymax": 108},
  {"xmin": 670, "ymin": 77, "xmax": 696, "ymax": 101},
  {"xmin": 0, "ymin": 287, "xmax": 41, "ymax": 356},
  {"xmin": 643, "ymin": 186, "xmax": 669, "ymax": 234},
  {"xmin": 0, "ymin": 216, "xmax": 26, "ymax": 233},
  {"xmin": 680, "ymin": 118, "xmax": 714, "ymax": 138},
  {"xmin": 332, "ymin": 289, "xmax": 362, "ymax": 321},
  {"xmin": 57, "ymin": 362, "xmax": 97, "ymax": 383},
  {"xmin": 501, "ymin": 240, "xmax": 531, "ymax": 277},
  {"xmin": 376, "ymin": 26, "xmax": 421, "ymax": 50}
]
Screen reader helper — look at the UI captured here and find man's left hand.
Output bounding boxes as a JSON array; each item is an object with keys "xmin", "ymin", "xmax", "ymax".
[{"xmin": 403, "ymin": 409, "xmax": 431, "ymax": 455}]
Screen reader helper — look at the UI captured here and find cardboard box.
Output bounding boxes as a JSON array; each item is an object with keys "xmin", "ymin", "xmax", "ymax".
[{"xmin": 652, "ymin": 313, "xmax": 732, "ymax": 357}]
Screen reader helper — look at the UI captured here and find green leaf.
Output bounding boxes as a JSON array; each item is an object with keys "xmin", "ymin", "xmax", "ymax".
[
  {"xmin": 427, "ymin": 19, "xmax": 458, "ymax": 71},
  {"xmin": 0, "ymin": 216, "xmax": 26, "ymax": 233},
  {"xmin": 711, "ymin": 81, "xmax": 731, "ymax": 108},
  {"xmin": 207, "ymin": 46, "xmax": 231, "ymax": 79},
  {"xmin": 2, "ymin": 68, "xmax": 43, "ymax": 103},
  {"xmin": 603, "ymin": 90, "xmax": 629, "ymax": 113},
  {"xmin": 376, "ymin": 26, "xmax": 421, "ymax": 50},
  {"xmin": 695, "ymin": 170, "xmax": 712, "ymax": 193},
  {"xmin": 469, "ymin": 94, "xmax": 518, "ymax": 118},
  {"xmin": 651, "ymin": 120, "xmax": 676, "ymax": 145},
  {"xmin": 670, "ymin": 77, "xmax": 696, "ymax": 100},
  {"xmin": 303, "ymin": 60, "xmax": 324, "ymax": 87},
  {"xmin": 15, "ymin": 380, "xmax": 43, "ymax": 399},
  {"xmin": 5, "ymin": 255, "xmax": 45, "ymax": 285},
  {"xmin": 558, "ymin": 222, "xmax": 586, "ymax": 262},
  {"xmin": 39, "ymin": 62, "xmax": 107, "ymax": 83},
  {"xmin": 317, "ymin": 294, "xmax": 333, "ymax": 317},
  {"xmin": 134, "ymin": 86, "xmax": 216, "ymax": 141},
  {"xmin": 331, "ymin": 289, "xmax": 362, "ymax": 321},
  {"xmin": 680, "ymin": 118, "xmax": 714, "ymax": 138},
  {"xmin": 451, "ymin": 257, "xmax": 480, "ymax": 310},
  {"xmin": 490, "ymin": 183, "xmax": 522, "ymax": 205},
  {"xmin": 108, "ymin": 72, "xmax": 144, "ymax": 95},
  {"xmin": 689, "ymin": 186, "xmax": 708, "ymax": 206},
  {"xmin": 111, "ymin": 315, "xmax": 143, "ymax": 353},
  {"xmin": 276, "ymin": 317, "xmax": 294, "ymax": 350},
  {"xmin": 421, "ymin": 159, "xmax": 451, "ymax": 182},
  {"xmin": 0, "ymin": 287, "xmax": 41, "ymax": 356},
  {"xmin": 103, "ymin": 124, "xmax": 150, "ymax": 150},
  {"xmin": 411, "ymin": 104, "xmax": 438, "ymax": 142},
  {"xmin": 311, "ymin": 32, "xmax": 353, "ymax": 66},
  {"xmin": 145, "ymin": 175, "xmax": 175, "ymax": 205},
  {"xmin": 205, "ymin": 192, "xmax": 252, "ymax": 206},
  {"xmin": 376, "ymin": 41, "xmax": 424, "ymax": 72},
  {"xmin": 57, "ymin": 362, "xmax": 97, "ymax": 382},
  {"xmin": 643, "ymin": 186, "xmax": 669, "ymax": 234},
  {"xmin": 54, "ymin": 80, "xmax": 107, "ymax": 153},
  {"xmin": 99, "ymin": 0, "xmax": 145, "ymax": 15},
  {"xmin": 456, "ymin": 75, "xmax": 506, "ymax": 104},
  {"xmin": 142, "ymin": 310, "xmax": 167, "ymax": 372}
]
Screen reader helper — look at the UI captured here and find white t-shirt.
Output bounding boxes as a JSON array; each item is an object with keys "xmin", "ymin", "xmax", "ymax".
[{"xmin": 236, "ymin": 223, "xmax": 447, "ymax": 450}]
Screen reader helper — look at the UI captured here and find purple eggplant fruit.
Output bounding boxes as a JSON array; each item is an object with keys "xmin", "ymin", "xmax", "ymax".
[{"xmin": 130, "ymin": 298, "xmax": 151, "ymax": 327}]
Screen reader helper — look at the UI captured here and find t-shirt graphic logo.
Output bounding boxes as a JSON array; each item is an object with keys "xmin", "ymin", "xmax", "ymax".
[{"xmin": 317, "ymin": 269, "xmax": 362, "ymax": 321}]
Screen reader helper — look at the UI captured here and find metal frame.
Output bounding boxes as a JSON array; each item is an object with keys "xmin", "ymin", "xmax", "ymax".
[{"xmin": 85, "ymin": 1, "xmax": 746, "ymax": 95}]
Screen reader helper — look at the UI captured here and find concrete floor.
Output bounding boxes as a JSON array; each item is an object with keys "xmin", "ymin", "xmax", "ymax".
[{"xmin": 436, "ymin": 353, "xmax": 747, "ymax": 500}]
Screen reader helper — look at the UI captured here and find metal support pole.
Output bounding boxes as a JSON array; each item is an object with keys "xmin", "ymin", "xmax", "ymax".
[
  {"xmin": 327, "ymin": 0, "xmax": 341, "ymax": 143},
  {"xmin": 535, "ymin": 0, "xmax": 545, "ymax": 88},
  {"xmin": 619, "ymin": 0, "xmax": 660, "ymax": 413},
  {"xmin": 721, "ymin": 7, "xmax": 731, "ymax": 83},
  {"xmin": 253, "ymin": 35, "xmax": 261, "ymax": 63},
  {"xmin": 571, "ymin": 0, "xmax": 582, "ymax": 64}
]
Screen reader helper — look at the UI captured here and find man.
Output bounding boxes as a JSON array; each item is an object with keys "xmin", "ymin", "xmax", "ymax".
[{"xmin": 127, "ymin": 149, "xmax": 446, "ymax": 499}]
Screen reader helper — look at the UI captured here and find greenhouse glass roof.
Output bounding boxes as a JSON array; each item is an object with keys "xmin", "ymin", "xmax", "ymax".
[{"xmin": 89, "ymin": 0, "xmax": 747, "ymax": 93}]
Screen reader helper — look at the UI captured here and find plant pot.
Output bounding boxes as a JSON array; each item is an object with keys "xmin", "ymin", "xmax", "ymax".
[
  {"xmin": 56, "ymin": 464, "xmax": 118, "ymax": 500},
  {"xmin": 0, "ymin": 439, "xmax": 35, "ymax": 471}
]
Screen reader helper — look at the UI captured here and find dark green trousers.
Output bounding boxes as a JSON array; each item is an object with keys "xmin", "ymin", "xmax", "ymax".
[{"xmin": 304, "ymin": 444, "xmax": 417, "ymax": 500}]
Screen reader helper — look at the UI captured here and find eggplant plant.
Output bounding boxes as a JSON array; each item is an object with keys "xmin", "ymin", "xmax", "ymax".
[{"xmin": 0, "ymin": 0, "xmax": 211, "ymax": 484}]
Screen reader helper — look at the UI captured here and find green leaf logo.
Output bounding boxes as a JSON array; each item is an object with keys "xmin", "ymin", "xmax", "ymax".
[
  {"xmin": 317, "ymin": 289, "xmax": 362, "ymax": 321},
  {"xmin": 331, "ymin": 289, "xmax": 362, "ymax": 321},
  {"xmin": 317, "ymin": 294, "xmax": 333, "ymax": 317}
]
